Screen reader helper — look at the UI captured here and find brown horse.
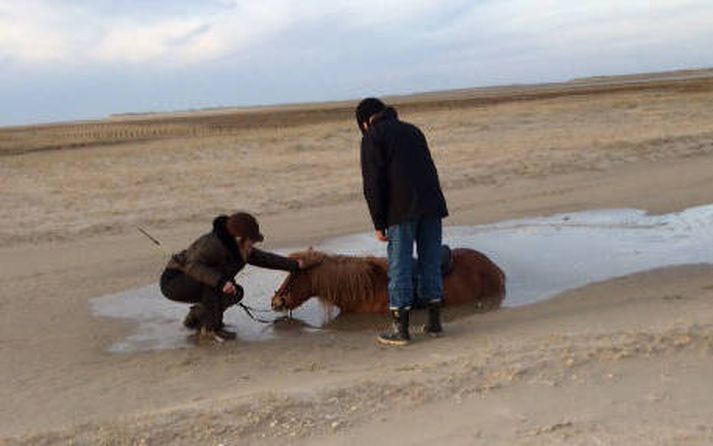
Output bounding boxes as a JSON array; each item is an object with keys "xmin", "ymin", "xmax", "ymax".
[{"xmin": 271, "ymin": 247, "xmax": 505, "ymax": 314}]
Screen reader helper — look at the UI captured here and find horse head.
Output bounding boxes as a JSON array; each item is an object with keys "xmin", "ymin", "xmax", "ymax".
[{"xmin": 271, "ymin": 248, "xmax": 325, "ymax": 312}]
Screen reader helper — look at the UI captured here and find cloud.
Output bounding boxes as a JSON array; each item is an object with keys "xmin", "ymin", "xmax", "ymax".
[
  {"xmin": 0, "ymin": 1, "xmax": 72, "ymax": 62},
  {"xmin": 1, "ymin": 0, "xmax": 712, "ymax": 126},
  {"xmin": 5, "ymin": 0, "xmax": 709, "ymax": 70},
  {"xmin": 0, "ymin": 0, "xmax": 454, "ymax": 67},
  {"xmin": 91, "ymin": 19, "xmax": 214, "ymax": 63}
]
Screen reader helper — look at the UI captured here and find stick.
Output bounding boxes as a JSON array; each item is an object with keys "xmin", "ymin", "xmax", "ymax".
[{"xmin": 137, "ymin": 226, "xmax": 162, "ymax": 246}]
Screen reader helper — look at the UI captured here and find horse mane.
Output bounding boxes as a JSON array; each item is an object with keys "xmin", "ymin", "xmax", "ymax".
[{"xmin": 290, "ymin": 249, "xmax": 387, "ymax": 307}]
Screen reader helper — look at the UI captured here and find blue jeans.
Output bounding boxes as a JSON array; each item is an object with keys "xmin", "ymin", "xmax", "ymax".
[{"xmin": 387, "ymin": 217, "xmax": 443, "ymax": 310}]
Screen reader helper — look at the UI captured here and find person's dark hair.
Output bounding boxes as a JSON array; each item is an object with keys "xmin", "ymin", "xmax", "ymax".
[
  {"xmin": 355, "ymin": 97, "xmax": 386, "ymax": 131},
  {"xmin": 227, "ymin": 212, "xmax": 264, "ymax": 242}
]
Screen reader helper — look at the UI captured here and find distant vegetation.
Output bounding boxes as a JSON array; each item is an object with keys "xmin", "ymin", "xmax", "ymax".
[{"xmin": 2, "ymin": 69, "xmax": 712, "ymax": 156}]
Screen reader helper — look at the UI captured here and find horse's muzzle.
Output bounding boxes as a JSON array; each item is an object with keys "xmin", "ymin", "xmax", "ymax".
[{"xmin": 271, "ymin": 295, "xmax": 287, "ymax": 312}]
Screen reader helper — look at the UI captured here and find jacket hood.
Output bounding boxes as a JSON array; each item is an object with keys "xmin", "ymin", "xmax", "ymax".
[
  {"xmin": 213, "ymin": 215, "xmax": 229, "ymax": 232},
  {"xmin": 363, "ymin": 107, "xmax": 399, "ymax": 138},
  {"xmin": 212, "ymin": 215, "xmax": 241, "ymax": 261},
  {"xmin": 372, "ymin": 106, "xmax": 398, "ymax": 124}
]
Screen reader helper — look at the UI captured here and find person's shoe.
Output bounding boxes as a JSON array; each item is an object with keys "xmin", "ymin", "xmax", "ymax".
[
  {"xmin": 215, "ymin": 328, "xmax": 237, "ymax": 341},
  {"xmin": 198, "ymin": 327, "xmax": 237, "ymax": 343},
  {"xmin": 377, "ymin": 309, "xmax": 411, "ymax": 346},
  {"xmin": 424, "ymin": 302, "xmax": 443, "ymax": 337},
  {"xmin": 182, "ymin": 305, "xmax": 203, "ymax": 330}
]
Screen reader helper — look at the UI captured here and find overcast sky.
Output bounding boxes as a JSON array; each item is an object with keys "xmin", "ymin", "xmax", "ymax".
[{"xmin": 1, "ymin": 0, "xmax": 712, "ymax": 127}]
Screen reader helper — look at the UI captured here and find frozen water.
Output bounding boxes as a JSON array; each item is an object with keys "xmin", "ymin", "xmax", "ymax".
[{"xmin": 92, "ymin": 204, "xmax": 713, "ymax": 352}]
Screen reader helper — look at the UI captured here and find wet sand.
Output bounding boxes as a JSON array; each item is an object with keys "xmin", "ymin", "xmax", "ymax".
[{"xmin": 2, "ymin": 73, "xmax": 713, "ymax": 444}]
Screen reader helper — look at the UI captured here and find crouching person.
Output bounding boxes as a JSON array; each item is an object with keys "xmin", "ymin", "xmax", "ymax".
[{"xmin": 160, "ymin": 212, "xmax": 303, "ymax": 342}]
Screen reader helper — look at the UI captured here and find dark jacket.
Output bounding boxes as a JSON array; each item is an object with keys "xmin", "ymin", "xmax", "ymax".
[
  {"xmin": 165, "ymin": 216, "xmax": 298, "ymax": 289},
  {"xmin": 360, "ymin": 107, "xmax": 448, "ymax": 230}
]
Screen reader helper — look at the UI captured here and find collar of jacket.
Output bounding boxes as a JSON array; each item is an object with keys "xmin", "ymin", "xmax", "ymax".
[
  {"xmin": 212, "ymin": 215, "xmax": 242, "ymax": 262},
  {"xmin": 370, "ymin": 106, "xmax": 398, "ymax": 126}
]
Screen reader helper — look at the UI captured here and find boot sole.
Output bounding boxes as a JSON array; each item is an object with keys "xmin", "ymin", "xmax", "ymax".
[
  {"xmin": 192, "ymin": 333, "xmax": 225, "ymax": 344},
  {"xmin": 416, "ymin": 325, "xmax": 444, "ymax": 338},
  {"xmin": 196, "ymin": 330, "xmax": 236, "ymax": 343},
  {"xmin": 377, "ymin": 337, "xmax": 410, "ymax": 347}
]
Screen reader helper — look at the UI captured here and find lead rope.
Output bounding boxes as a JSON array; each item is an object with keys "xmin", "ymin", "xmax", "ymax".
[
  {"xmin": 238, "ymin": 303, "xmax": 320, "ymax": 328},
  {"xmin": 238, "ymin": 302, "xmax": 289, "ymax": 324}
]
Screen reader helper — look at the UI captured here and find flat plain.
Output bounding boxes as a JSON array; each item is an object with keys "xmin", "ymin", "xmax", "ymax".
[{"xmin": 2, "ymin": 71, "xmax": 713, "ymax": 445}]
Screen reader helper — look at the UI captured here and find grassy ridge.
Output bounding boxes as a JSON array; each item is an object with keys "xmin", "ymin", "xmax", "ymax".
[{"xmin": 2, "ymin": 74, "xmax": 713, "ymax": 156}]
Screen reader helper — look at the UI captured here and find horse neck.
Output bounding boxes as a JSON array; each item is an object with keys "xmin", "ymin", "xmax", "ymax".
[{"xmin": 308, "ymin": 257, "xmax": 386, "ymax": 310}]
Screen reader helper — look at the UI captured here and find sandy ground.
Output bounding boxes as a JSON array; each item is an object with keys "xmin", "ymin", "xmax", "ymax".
[{"xmin": 1, "ymin": 75, "xmax": 713, "ymax": 445}]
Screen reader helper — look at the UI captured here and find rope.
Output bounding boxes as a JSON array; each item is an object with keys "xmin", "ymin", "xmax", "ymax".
[
  {"xmin": 238, "ymin": 303, "xmax": 323, "ymax": 329},
  {"xmin": 238, "ymin": 303, "xmax": 283, "ymax": 324}
]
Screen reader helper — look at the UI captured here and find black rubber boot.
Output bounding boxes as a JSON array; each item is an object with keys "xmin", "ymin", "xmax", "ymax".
[
  {"xmin": 183, "ymin": 304, "xmax": 203, "ymax": 330},
  {"xmin": 425, "ymin": 302, "xmax": 443, "ymax": 337},
  {"xmin": 377, "ymin": 309, "xmax": 411, "ymax": 346}
]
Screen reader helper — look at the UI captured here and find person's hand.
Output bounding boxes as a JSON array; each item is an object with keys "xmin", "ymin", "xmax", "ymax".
[
  {"xmin": 375, "ymin": 229, "xmax": 388, "ymax": 243},
  {"xmin": 297, "ymin": 258, "xmax": 306, "ymax": 269},
  {"xmin": 222, "ymin": 281, "xmax": 237, "ymax": 295}
]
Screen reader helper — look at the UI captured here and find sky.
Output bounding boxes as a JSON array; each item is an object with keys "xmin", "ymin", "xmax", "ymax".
[{"xmin": 1, "ymin": 0, "xmax": 712, "ymax": 127}]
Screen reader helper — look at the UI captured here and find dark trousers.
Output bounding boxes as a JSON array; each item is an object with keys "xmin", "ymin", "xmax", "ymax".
[{"xmin": 160, "ymin": 269, "xmax": 242, "ymax": 330}]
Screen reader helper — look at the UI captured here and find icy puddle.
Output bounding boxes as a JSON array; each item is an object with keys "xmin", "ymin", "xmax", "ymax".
[{"xmin": 92, "ymin": 204, "xmax": 713, "ymax": 352}]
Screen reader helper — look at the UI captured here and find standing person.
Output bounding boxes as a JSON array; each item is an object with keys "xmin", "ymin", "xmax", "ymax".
[
  {"xmin": 160, "ymin": 212, "xmax": 308, "ymax": 342},
  {"xmin": 356, "ymin": 98, "xmax": 449, "ymax": 346}
]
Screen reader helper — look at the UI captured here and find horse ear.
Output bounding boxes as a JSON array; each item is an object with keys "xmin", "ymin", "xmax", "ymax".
[
  {"xmin": 308, "ymin": 246, "xmax": 314, "ymax": 252},
  {"xmin": 301, "ymin": 250, "xmax": 325, "ymax": 269}
]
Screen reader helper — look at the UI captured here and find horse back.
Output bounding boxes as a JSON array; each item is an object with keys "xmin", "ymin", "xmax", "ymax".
[{"xmin": 445, "ymin": 248, "xmax": 505, "ymax": 310}]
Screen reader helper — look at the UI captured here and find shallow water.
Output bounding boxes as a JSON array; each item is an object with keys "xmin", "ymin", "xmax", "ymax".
[{"xmin": 92, "ymin": 204, "xmax": 713, "ymax": 352}]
